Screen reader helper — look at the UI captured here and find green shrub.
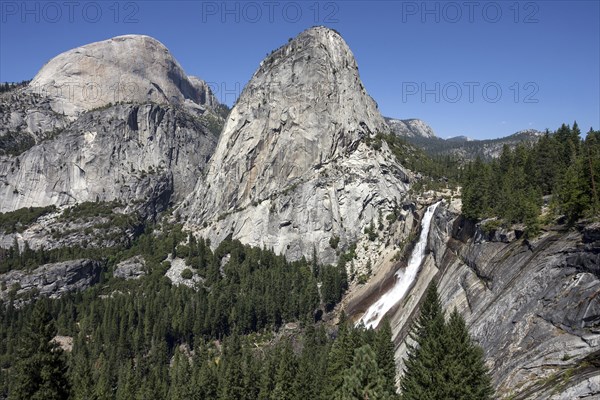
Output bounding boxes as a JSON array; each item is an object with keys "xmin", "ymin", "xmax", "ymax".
[
  {"xmin": 0, "ymin": 205, "xmax": 57, "ymax": 233},
  {"xmin": 481, "ymin": 219, "xmax": 502, "ymax": 236},
  {"xmin": 180, "ymin": 268, "xmax": 193, "ymax": 280},
  {"xmin": 329, "ymin": 235, "xmax": 340, "ymax": 249}
]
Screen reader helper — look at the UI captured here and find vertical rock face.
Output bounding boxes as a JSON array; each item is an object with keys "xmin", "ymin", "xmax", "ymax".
[
  {"xmin": 28, "ymin": 35, "xmax": 217, "ymax": 116},
  {"xmin": 0, "ymin": 259, "xmax": 102, "ymax": 304},
  {"xmin": 0, "ymin": 103, "xmax": 217, "ymax": 213},
  {"xmin": 185, "ymin": 27, "xmax": 411, "ymax": 263},
  {"xmin": 188, "ymin": 76, "xmax": 220, "ymax": 111},
  {"xmin": 0, "ymin": 104, "xmax": 216, "ymax": 216}
]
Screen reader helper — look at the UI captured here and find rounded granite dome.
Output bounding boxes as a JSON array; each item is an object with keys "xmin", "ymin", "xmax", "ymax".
[{"xmin": 28, "ymin": 35, "xmax": 214, "ymax": 115}]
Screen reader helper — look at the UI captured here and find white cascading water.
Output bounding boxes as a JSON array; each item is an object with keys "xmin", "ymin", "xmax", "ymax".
[{"xmin": 358, "ymin": 202, "xmax": 441, "ymax": 329}]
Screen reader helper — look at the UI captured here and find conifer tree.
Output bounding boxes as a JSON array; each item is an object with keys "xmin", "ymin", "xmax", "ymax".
[
  {"xmin": 442, "ymin": 309, "xmax": 494, "ymax": 400},
  {"xmin": 324, "ymin": 320, "xmax": 355, "ymax": 398},
  {"xmin": 400, "ymin": 284, "xmax": 496, "ymax": 400},
  {"xmin": 556, "ymin": 161, "xmax": 589, "ymax": 225},
  {"xmin": 257, "ymin": 347, "xmax": 278, "ymax": 400},
  {"xmin": 583, "ymin": 129, "xmax": 600, "ymax": 214},
  {"xmin": 9, "ymin": 300, "xmax": 71, "ymax": 400},
  {"xmin": 219, "ymin": 332, "xmax": 245, "ymax": 400},
  {"xmin": 293, "ymin": 326, "xmax": 327, "ymax": 400},
  {"xmin": 375, "ymin": 318, "xmax": 397, "ymax": 395},
  {"xmin": 399, "ymin": 282, "xmax": 447, "ymax": 400},
  {"xmin": 271, "ymin": 340, "xmax": 297, "ymax": 400},
  {"xmin": 336, "ymin": 344, "xmax": 393, "ymax": 400}
]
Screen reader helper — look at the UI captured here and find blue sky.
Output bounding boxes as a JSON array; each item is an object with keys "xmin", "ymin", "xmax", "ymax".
[{"xmin": 1, "ymin": 0, "xmax": 598, "ymax": 139}]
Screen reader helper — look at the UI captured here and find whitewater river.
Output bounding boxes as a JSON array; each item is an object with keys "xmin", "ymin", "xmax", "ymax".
[{"xmin": 358, "ymin": 202, "xmax": 441, "ymax": 329}]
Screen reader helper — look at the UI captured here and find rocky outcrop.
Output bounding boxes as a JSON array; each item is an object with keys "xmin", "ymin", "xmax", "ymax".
[
  {"xmin": 164, "ymin": 256, "xmax": 203, "ymax": 288},
  {"xmin": 0, "ymin": 102, "xmax": 217, "ymax": 214},
  {"xmin": 0, "ymin": 91, "xmax": 70, "ymax": 156},
  {"xmin": 28, "ymin": 35, "xmax": 217, "ymax": 116},
  {"xmin": 0, "ymin": 259, "xmax": 102, "ymax": 303},
  {"xmin": 188, "ymin": 76, "xmax": 219, "ymax": 111},
  {"xmin": 113, "ymin": 256, "xmax": 146, "ymax": 280},
  {"xmin": 435, "ymin": 216, "xmax": 600, "ymax": 399},
  {"xmin": 385, "ymin": 118, "xmax": 436, "ymax": 139},
  {"xmin": 184, "ymin": 26, "xmax": 411, "ymax": 263}
]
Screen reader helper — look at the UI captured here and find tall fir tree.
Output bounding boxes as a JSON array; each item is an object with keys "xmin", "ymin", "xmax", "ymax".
[
  {"xmin": 336, "ymin": 344, "xmax": 394, "ymax": 400},
  {"xmin": 400, "ymin": 283, "xmax": 495, "ymax": 400},
  {"xmin": 399, "ymin": 282, "xmax": 447, "ymax": 400},
  {"xmin": 271, "ymin": 340, "xmax": 298, "ymax": 400},
  {"xmin": 442, "ymin": 309, "xmax": 494, "ymax": 400},
  {"xmin": 9, "ymin": 300, "xmax": 71, "ymax": 400},
  {"xmin": 374, "ymin": 318, "xmax": 398, "ymax": 395}
]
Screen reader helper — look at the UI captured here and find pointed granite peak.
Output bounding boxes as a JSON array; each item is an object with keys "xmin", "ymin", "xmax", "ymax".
[
  {"xmin": 190, "ymin": 26, "xmax": 389, "ymax": 217},
  {"xmin": 184, "ymin": 28, "xmax": 407, "ymax": 263},
  {"xmin": 255, "ymin": 26, "xmax": 355, "ymax": 77}
]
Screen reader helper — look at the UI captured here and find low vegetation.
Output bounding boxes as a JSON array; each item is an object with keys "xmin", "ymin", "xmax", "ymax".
[{"xmin": 0, "ymin": 206, "xmax": 57, "ymax": 234}]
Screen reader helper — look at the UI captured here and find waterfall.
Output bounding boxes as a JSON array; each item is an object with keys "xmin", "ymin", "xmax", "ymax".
[{"xmin": 358, "ymin": 201, "xmax": 441, "ymax": 329}]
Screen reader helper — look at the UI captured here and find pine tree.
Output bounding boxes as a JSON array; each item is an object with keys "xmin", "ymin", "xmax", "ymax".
[
  {"xmin": 462, "ymin": 157, "xmax": 490, "ymax": 219},
  {"xmin": 271, "ymin": 340, "xmax": 297, "ymax": 400},
  {"xmin": 192, "ymin": 344, "xmax": 219, "ymax": 400},
  {"xmin": 9, "ymin": 300, "xmax": 71, "ymax": 400},
  {"xmin": 70, "ymin": 336, "xmax": 95, "ymax": 400},
  {"xmin": 336, "ymin": 344, "xmax": 393, "ymax": 400},
  {"xmin": 442, "ymin": 309, "xmax": 494, "ymax": 400},
  {"xmin": 399, "ymin": 282, "xmax": 446, "ymax": 400},
  {"xmin": 219, "ymin": 332, "xmax": 246, "ymax": 400},
  {"xmin": 374, "ymin": 318, "xmax": 397, "ymax": 395},
  {"xmin": 115, "ymin": 360, "xmax": 137, "ymax": 400},
  {"xmin": 583, "ymin": 129, "xmax": 600, "ymax": 214},
  {"xmin": 324, "ymin": 321, "xmax": 355, "ymax": 398},
  {"xmin": 168, "ymin": 349, "xmax": 193, "ymax": 400},
  {"xmin": 400, "ymin": 284, "xmax": 496, "ymax": 400},
  {"xmin": 257, "ymin": 348, "xmax": 278, "ymax": 400},
  {"xmin": 556, "ymin": 161, "xmax": 589, "ymax": 225},
  {"xmin": 293, "ymin": 326, "xmax": 327, "ymax": 400}
]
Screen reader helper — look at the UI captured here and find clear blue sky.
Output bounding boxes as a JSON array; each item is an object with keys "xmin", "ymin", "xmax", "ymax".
[{"xmin": 1, "ymin": 0, "xmax": 598, "ymax": 139}]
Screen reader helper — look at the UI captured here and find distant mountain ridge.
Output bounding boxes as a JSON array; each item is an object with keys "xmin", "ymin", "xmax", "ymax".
[
  {"xmin": 385, "ymin": 117, "xmax": 436, "ymax": 139},
  {"xmin": 408, "ymin": 128, "xmax": 543, "ymax": 160},
  {"xmin": 384, "ymin": 116, "xmax": 542, "ymax": 160},
  {"xmin": 446, "ymin": 135, "xmax": 473, "ymax": 142}
]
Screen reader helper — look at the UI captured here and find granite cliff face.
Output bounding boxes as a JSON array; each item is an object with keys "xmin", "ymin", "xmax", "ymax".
[
  {"xmin": 184, "ymin": 26, "xmax": 411, "ymax": 263},
  {"xmin": 432, "ymin": 216, "xmax": 600, "ymax": 399},
  {"xmin": 0, "ymin": 102, "xmax": 217, "ymax": 214},
  {"xmin": 0, "ymin": 91, "xmax": 70, "ymax": 153}
]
